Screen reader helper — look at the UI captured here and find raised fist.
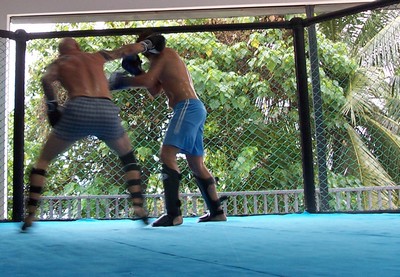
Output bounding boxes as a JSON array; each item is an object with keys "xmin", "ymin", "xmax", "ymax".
[
  {"xmin": 109, "ymin": 72, "xmax": 132, "ymax": 91},
  {"xmin": 140, "ymin": 34, "xmax": 166, "ymax": 54},
  {"xmin": 122, "ymin": 55, "xmax": 143, "ymax": 76},
  {"xmin": 46, "ymin": 100, "xmax": 63, "ymax": 127}
]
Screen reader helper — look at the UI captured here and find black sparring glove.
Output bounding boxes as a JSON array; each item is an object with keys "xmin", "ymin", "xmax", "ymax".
[
  {"xmin": 46, "ymin": 100, "xmax": 63, "ymax": 127},
  {"xmin": 140, "ymin": 34, "xmax": 166, "ymax": 54},
  {"xmin": 122, "ymin": 55, "xmax": 143, "ymax": 76},
  {"xmin": 109, "ymin": 71, "xmax": 132, "ymax": 91}
]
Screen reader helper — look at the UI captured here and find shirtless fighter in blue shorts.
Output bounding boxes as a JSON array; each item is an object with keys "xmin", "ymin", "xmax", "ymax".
[
  {"xmin": 22, "ymin": 35, "xmax": 165, "ymax": 231},
  {"xmin": 110, "ymin": 30, "xmax": 227, "ymax": 227}
]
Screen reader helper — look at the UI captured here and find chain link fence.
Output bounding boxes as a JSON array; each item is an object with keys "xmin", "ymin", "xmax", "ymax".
[
  {"xmin": 22, "ymin": 28, "xmax": 302, "ymax": 219},
  {"xmin": 0, "ymin": 36, "xmax": 10, "ymax": 220},
  {"xmin": 312, "ymin": 3, "xmax": 400, "ymax": 212},
  {"xmin": 1, "ymin": 2, "xmax": 400, "ymax": 221}
]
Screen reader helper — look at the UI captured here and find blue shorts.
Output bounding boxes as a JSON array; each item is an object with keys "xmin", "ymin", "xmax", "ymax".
[
  {"xmin": 53, "ymin": 97, "xmax": 126, "ymax": 141},
  {"xmin": 163, "ymin": 99, "xmax": 206, "ymax": 156}
]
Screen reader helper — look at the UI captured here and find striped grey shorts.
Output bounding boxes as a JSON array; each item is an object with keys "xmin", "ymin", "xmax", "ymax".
[{"xmin": 53, "ymin": 97, "xmax": 126, "ymax": 141}]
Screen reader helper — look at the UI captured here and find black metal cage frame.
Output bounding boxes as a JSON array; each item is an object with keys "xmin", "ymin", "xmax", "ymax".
[{"xmin": 1, "ymin": 0, "xmax": 398, "ymax": 221}]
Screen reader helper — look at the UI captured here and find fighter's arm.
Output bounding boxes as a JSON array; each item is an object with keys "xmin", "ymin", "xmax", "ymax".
[
  {"xmin": 99, "ymin": 43, "xmax": 145, "ymax": 61},
  {"xmin": 108, "ymin": 52, "xmax": 166, "ymax": 98},
  {"xmin": 41, "ymin": 62, "xmax": 63, "ymax": 127},
  {"xmin": 99, "ymin": 34, "xmax": 166, "ymax": 61},
  {"xmin": 127, "ymin": 59, "xmax": 164, "ymax": 98},
  {"xmin": 41, "ymin": 62, "xmax": 59, "ymax": 101}
]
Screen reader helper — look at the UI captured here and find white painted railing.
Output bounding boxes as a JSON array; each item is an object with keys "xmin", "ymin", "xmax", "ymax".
[
  {"xmin": 34, "ymin": 186, "xmax": 400, "ymax": 220},
  {"xmin": 322, "ymin": 186, "xmax": 400, "ymax": 211}
]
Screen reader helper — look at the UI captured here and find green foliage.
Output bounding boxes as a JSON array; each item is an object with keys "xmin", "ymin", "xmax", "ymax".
[
  {"xmin": 315, "ymin": 10, "xmax": 400, "ymax": 202},
  {"xmin": 9, "ymin": 10, "xmax": 399, "ymax": 216},
  {"xmin": 18, "ymin": 23, "xmax": 303, "ymax": 199},
  {"xmin": 317, "ymin": 32, "xmax": 357, "ymax": 91}
]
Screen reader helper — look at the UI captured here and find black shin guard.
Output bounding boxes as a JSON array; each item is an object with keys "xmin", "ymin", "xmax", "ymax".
[
  {"xmin": 126, "ymin": 179, "xmax": 143, "ymax": 206},
  {"xmin": 120, "ymin": 151, "xmax": 141, "ymax": 172},
  {"xmin": 22, "ymin": 168, "xmax": 47, "ymax": 231},
  {"xmin": 26, "ymin": 168, "xmax": 46, "ymax": 208},
  {"xmin": 161, "ymin": 164, "xmax": 182, "ymax": 217},
  {"xmin": 120, "ymin": 151, "xmax": 142, "ymax": 201},
  {"xmin": 120, "ymin": 151, "xmax": 148, "ymax": 224},
  {"xmin": 126, "ymin": 179, "xmax": 148, "ymax": 224},
  {"xmin": 195, "ymin": 176, "xmax": 224, "ymax": 216}
]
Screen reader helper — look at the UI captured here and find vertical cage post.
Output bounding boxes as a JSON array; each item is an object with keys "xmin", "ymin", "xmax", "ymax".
[
  {"xmin": 306, "ymin": 6, "xmax": 330, "ymax": 211},
  {"xmin": 291, "ymin": 18, "xmax": 316, "ymax": 213},
  {"xmin": 12, "ymin": 29, "xmax": 27, "ymax": 222}
]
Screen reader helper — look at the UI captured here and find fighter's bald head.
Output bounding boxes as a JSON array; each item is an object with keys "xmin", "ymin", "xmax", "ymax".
[{"xmin": 58, "ymin": 38, "xmax": 80, "ymax": 55}]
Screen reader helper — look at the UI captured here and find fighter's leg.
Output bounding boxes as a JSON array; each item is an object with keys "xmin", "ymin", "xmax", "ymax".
[
  {"xmin": 22, "ymin": 133, "xmax": 75, "ymax": 231},
  {"xmin": 105, "ymin": 133, "xmax": 148, "ymax": 224},
  {"xmin": 187, "ymin": 155, "xmax": 227, "ymax": 222},
  {"xmin": 152, "ymin": 145, "xmax": 183, "ymax": 227},
  {"xmin": 159, "ymin": 145, "xmax": 180, "ymax": 172}
]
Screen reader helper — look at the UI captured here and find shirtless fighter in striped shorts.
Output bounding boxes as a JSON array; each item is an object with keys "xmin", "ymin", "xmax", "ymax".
[{"xmin": 22, "ymin": 35, "xmax": 165, "ymax": 231}]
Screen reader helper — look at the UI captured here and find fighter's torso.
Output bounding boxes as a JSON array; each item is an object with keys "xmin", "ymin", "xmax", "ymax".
[
  {"xmin": 56, "ymin": 52, "xmax": 111, "ymax": 99},
  {"xmin": 152, "ymin": 48, "xmax": 198, "ymax": 108}
]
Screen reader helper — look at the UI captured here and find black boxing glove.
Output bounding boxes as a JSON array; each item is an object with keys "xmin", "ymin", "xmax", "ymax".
[
  {"xmin": 109, "ymin": 72, "xmax": 132, "ymax": 91},
  {"xmin": 140, "ymin": 34, "xmax": 166, "ymax": 54},
  {"xmin": 46, "ymin": 100, "xmax": 63, "ymax": 127},
  {"xmin": 122, "ymin": 55, "xmax": 143, "ymax": 76}
]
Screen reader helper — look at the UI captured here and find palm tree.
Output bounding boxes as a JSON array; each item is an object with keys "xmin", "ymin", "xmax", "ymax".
[{"xmin": 318, "ymin": 7, "xmax": 400, "ymax": 209}]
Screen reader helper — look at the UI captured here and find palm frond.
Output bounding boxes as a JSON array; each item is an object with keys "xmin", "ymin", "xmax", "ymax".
[
  {"xmin": 392, "ymin": 75, "xmax": 400, "ymax": 96},
  {"xmin": 345, "ymin": 123, "xmax": 396, "ymax": 187},
  {"xmin": 352, "ymin": 10, "xmax": 399, "ymax": 50},
  {"xmin": 342, "ymin": 67, "xmax": 389, "ymax": 124},
  {"xmin": 318, "ymin": 9, "xmax": 400, "ymax": 47},
  {"xmin": 362, "ymin": 115, "xmax": 400, "ymax": 185},
  {"xmin": 359, "ymin": 16, "xmax": 400, "ymax": 73},
  {"xmin": 376, "ymin": 113, "xmax": 400, "ymax": 135}
]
